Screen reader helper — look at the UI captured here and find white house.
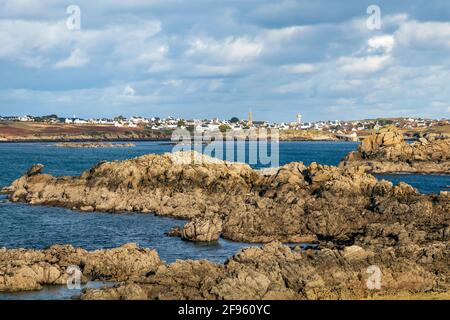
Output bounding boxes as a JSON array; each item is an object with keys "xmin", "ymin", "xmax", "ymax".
[
  {"xmin": 18, "ymin": 115, "xmax": 34, "ymax": 122},
  {"xmin": 207, "ymin": 124, "xmax": 220, "ymax": 130},
  {"xmin": 74, "ymin": 119, "xmax": 89, "ymax": 124}
]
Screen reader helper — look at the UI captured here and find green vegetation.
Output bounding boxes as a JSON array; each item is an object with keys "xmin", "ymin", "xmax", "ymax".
[
  {"xmin": 114, "ymin": 115, "xmax": 126, "ymax": 122},
  {"xmin": 34, "ymin": 114, "xmax": 59, "ymax": 122},
  {"xmin": 219, "ymin": 124, "xmax": 231, "ymax": 132}
]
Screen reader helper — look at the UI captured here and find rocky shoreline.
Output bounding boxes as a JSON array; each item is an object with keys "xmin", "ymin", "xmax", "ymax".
[
  {"xmin": 0, "ymin": 136, "xmax": 340, "ymax": 143},
  {"xmin": 54, "ymin": 142, "xmax": 136, "ymax": 148},
  {"xmin": 1, "ymin": 241, "xmax": 448, "ymax": 300},
  {"xmin": 80, "ymin": 241, "xmax": 449, "ymax": 300},
  {"xmin": 340, "ymin": 127, "xmax": 450, "ymax": 174},
  {"xmin": 1, "ymin": 148, "xmax": 448, "ymax": 299},
  {"xmin": 0, "ymin": 243, "xmax": 161, "ymax": 293},
  {"xmin": 2, "ymin": 151, "xmax": 448, "ymax": 245},
  {"xmin": 0, "ymin": 137, "xmax": 171, "ymax": 143}
]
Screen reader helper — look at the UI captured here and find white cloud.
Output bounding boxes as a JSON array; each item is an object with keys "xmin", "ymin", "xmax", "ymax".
[
  {"xmin": 339, "ymin": 55, "xmax": 391, "ymax": 74},
  {"xmin": 368, "ymin": 35, "xmax": 395, "ymax": 53},
  {"xmin": 282, "ymin": 63, "xmax": 317, "ymax": 74},
  {"xmin": 329, "ymin": 79, "xmax": 364, "ymax": 91},
  {"xmin": 187, "ymin": 36, "xmax": 263, "ymax": 62},
  {"xmin": 335, "ymin": 98, "xmax": 356, "ymax": 106},
  {"xmin": 274, "ymin": 79, "xmax": 314, "ymax": 93},
  {"xmin": 337, "ymin": 34, "xmax": 395, "ymax": 75},
  {"xmin": 136, "ymin": 45, "xmax": 168, "ymax": 62},
  {"xmin": 0, "ymin": 0, "xmax": 61, "ymax": 18},
  {"xmin": 1, "ymin": 2, "xmax": 450, "ymax": 121},
  {"xmin": 395, "ymin": 21, "xmax": 450, "ymax": 50},
  {"xmin": 0, "ymin": 19, "xmax": 68, "ymax": 65},
  {"xmin": 193, "ymin": 64, "xmax": 242, "ymax": 76},
  {"xmin": 0, "ymin": 18, "xmax": 162, "ymax": 69},
  {"xmin": 122, "ymin": 85, "xmax": 136, "ymax": 97},
  {"xmin": 54, "ymin": 48, "xmax": 89, "ymax": 68},
  {"xmin": 263, "ymin": 26, "xmax": 307, "ymax": 43},
  {"xmin": 208, "ymin": 79, "xmax": 223, "ymax": 91},
  {"xmin": 163, "ymin": 79, "xmax": 183, "ymax": 87}
]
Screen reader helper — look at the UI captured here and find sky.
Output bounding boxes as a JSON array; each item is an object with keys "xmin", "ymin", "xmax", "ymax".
[{"xmin": 0, "ymin": 0, "xmax": 450, "ymax": 122}]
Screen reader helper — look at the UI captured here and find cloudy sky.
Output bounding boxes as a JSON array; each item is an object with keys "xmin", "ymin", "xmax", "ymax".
[{"xmin": 0, "ymin": 0, "xmax": 450, "ymax": 122}]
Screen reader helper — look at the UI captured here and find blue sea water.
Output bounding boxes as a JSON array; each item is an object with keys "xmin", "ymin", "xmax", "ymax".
[{"xmin": 0, "ymin": 141, "xmax": 448, "ymax": 299}]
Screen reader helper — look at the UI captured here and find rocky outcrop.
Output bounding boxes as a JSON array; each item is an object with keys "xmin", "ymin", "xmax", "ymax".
[
  {"xmin": 26, "ymin": 164, "xmax": 45, "ymax": 176},
  {"xmin": 279, "ymin": 130, "xmax": 338, "ymax": 141},
  {"xmin": 340, "ymin": 127, "xmax": 450, "ymax": 174},
  {"xmin": 0, "ymin": 243, "xmax": 162, "ymax": 292},
  {"xmin": 3, "ymin": 151, "xmax": 449, "ymax": 247},
  {"xmin": 180, "ymin": 216, "xmax": 223, "ymax": 242},
  {"xmin": 167, "ymin": 216, "xmax": 223, "ymax": 242},
  {"xmin": 1, "ymin": 240, "xmax": 447, "ymax": 299},
  {"xmin": 80, "ymin": 241, "xmax": 449, "ymax": 300}
]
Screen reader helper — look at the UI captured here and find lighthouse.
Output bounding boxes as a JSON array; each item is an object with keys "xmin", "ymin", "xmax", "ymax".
[{"xmin": 296, "ymin": 113, "xmax": 302, "ymax": 125}]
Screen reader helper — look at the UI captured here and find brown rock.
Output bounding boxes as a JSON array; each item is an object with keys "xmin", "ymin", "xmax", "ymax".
[
  {"xmin": 4, "ymin": 151, "xmax": 448, "ymax": 248},
  {"xmin": 2, "ymin": 241, "xmax": 447, "ymax": 300},
  {"xmin": 77, "ymin": 242, "xmax": 449, "ymax": 300},
  {"xmin": 181, "ymin": 216, "xmax": 223, "ymax": 242},
  {"xmin": 0, "ymin": 243, "xmax": 162, "ymax": 292},
  {"xmin": 341, "ymin": 127, "xmax": 450, "ymax": 174},
  {"xmin": 26, "ymin": 164, "xmax": 44, "ymax": 176}
]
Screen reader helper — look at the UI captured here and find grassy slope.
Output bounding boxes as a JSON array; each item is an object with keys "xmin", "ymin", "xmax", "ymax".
[{"xmin": 0, "ymin": 121, "xmax": 172, "ymax": 141}]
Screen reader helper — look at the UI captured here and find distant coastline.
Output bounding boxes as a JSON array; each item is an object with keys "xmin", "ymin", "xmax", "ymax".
[
  {"xmin": 1, "ymin": 120, "xmax": 449, "ymax": 143},
  {"xmin": 0, "ymin": 121, "xmax": 344, "ymax": 143},
  {"xmin": 0, "ymin": 137, "xmax": 172, "ymax": 143},
  {"xmin": 0, "ymin": 137, "xmax": 348, "ymax": 143}
]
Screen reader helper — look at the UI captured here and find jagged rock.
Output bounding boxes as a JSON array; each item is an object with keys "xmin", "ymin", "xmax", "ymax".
[
  {"xmin": 342, "ymin": 245, "xmax": 373, "ymax": 262},
  {"xmin": 166, "ymin": 226, "xmax": 182, "ymax": 237},
  {"xmin": 0, "ymin": 243, "xmax": 162, "ymax": 292},
  {"xmin": 77, "ymin": 242, "xmax": 449, "ymax": 300},
  {"xmin": 83, "ymin": 243, "xmax": 162, "ymax": 281},
  {"xmin": 26, "ymin": 164, "xmax": 44, "ymax": 176},
  {"xmin": 181, "ymin": 216, "xmax": 223, "ymax": 242},
  {"xmin": 360, "ymin": 127, "xmax": 403, "ymax": 155},
  {"xmin": 80, "ymin": 283, "xmax": 148, "ymax": 300},
  {"xmin": 1, "ymin": 241, "xmax": 447, "ymax": 299},
  {"xmin": 4, "ymin": 151, "xmax": 448, "ymax": 247},
  {"xmin": 340, "ymin": 127, "xmax": 450, "ymax": 174}
]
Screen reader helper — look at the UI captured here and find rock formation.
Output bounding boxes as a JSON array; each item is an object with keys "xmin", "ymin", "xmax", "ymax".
[
  {"xmin": 167, "ymin": 217, "xmax": 223, "ymax": 242},
  {"xmin": 79, "ymin": 241, "xmax": 449, "ymax": 300},
  {"xmin": 340, "ymin": 127, "xmax": 450, "ymax": 174},
  {"xmin": 1, "ymin": 240, "xmax": 447, "ymax": 299},
  {"xmin": 3, "ymin": 151, "xmax": 449, "ymax": 248},
  {"xmin": 0, "ymin": 243, "xmax": 161, "ymax": 292},
  {"xmin": 1, "ymin": 149, "xmax": 448, "ymax": 299}
]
